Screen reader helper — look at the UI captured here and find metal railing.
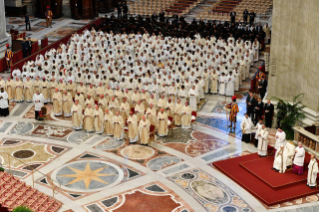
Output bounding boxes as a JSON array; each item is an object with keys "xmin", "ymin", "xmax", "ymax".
[{"xmin": 0, "ymin": 151, "xmax": 61, "ymax": 198}]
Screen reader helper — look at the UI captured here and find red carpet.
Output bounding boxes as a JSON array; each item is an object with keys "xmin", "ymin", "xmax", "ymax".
[
  {"xmin": 240, "ymin": 157, "xmax": 307, "ymax": 188},
  {"xmin": 213, "ymin": 153, "xmax": 318, "ymax": 206}
]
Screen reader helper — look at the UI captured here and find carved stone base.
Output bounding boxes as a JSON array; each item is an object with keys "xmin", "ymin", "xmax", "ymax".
[{"xmin": 5, "ymin": 0, "xmax": 22, "ymax": 7}]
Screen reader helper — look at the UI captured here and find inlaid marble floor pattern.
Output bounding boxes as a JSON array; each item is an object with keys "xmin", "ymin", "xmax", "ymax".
[{"xmin": 0, "ymin": 65, "xmax": 316, "ymax": 212}]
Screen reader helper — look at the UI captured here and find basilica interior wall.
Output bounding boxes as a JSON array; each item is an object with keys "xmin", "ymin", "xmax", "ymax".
[{"xmin": 268, "ymin": 0, "xmax": 319, "ymax": 111}]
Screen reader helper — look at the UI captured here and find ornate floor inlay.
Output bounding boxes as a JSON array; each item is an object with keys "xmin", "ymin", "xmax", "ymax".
[
  {"xmin": 83, "ymin": 181, "xmax": 193, "ymax": 212},
  {"xmin": 167, "ymin": 169, "xmax": 254, "ymax": 212}
]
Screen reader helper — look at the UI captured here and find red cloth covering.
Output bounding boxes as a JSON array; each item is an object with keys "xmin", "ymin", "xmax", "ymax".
[
  {"xmin": 42, "ymin": 37, "xmax": 49, "ymax": 48},
  {"xmin": 0, "ymin": 58, "xmax": 6, "ymax": 72}
]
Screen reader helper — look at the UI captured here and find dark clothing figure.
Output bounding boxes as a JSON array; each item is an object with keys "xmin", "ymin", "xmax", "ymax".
[
  {"xmin": 264, "ymin": 103, "xmax": 274, "ymax": 128},
  {"xmin": 230, "ymin": 12, "xmax": 236, "ymax": 24},
  {"xmin": 258, "ymin": 79, "xmax": 267, "ymax": 100},
  {"xmin": 243, "ymin": 10, "xmax": 249, "ymax": 24},
  {"xmin": 22, "ymin": 41, "xmax": 28, "ymax": 58},
  {"xmin": 246, "ymin": 95, "xmax": 257, "ymax": 119},
  {"xmin": 27, "ymin": 40, "xmax": 32, "ymax": 56},
  {"xmin": 254, "ymin": 101, "xmax": 263, "ymax": 125},
  {"xmin": 25, "ymin": 14, "xmax": 31, "ymax": 31},
  {"xmin": 249, "ymin": 12, "xmax": 256, "ymax": 26},
  {"xmin": 159, "ymin": 12, "xmax": 165, "ymax": 22}
]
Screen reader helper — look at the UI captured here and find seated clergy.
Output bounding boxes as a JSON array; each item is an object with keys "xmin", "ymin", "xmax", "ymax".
[
  {"xmin": 257, "ymin": 124, "xmax": 268, "ymax": 157},
  {"xmin": 293, "ymin": 141, "xmax": 305, "ymax": 175},
  {"xmin": 272, "ymin": 145, "xmax": 289, "ymax": 173},
  {"xmin": 307, "ymin": 154, "xmax": 318, "ymax": 189}
]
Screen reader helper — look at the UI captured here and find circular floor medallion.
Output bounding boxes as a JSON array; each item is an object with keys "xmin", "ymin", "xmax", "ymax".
[
  {"xmin": 13, "ymin": 150, "xmax": 35, "ymax": 159},
  {"xmin": 121, "ymin": 145, "xmax": 155, "ymax": 160},
  {"xmin": 54, "ymin": 161, "xmax": 124, "ymax": 192}
]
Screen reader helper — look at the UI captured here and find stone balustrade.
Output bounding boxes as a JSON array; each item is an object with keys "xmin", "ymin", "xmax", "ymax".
[{"xmin": 293, "ymin": 126, "xmax": 319, "ymax": 155}]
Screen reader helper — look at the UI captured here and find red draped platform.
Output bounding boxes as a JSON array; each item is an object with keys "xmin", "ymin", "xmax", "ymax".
[{"xmin": 213, "ymin": 152, "xmax": 318, "ymax": 206}]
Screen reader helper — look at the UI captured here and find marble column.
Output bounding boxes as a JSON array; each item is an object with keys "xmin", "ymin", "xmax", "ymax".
[
  {"xmin": 268, "ymin": 0, "xmax": 319, "ymax": 122},
  {"xmin": 0, "ymin": 0, "xmax": 11, "ymax": 56}
]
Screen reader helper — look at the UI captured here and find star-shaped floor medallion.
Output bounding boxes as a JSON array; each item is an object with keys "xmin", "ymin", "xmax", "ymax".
[{"xmin": 58, "ymin": 163, "xmax": 116, "ymax": 189}]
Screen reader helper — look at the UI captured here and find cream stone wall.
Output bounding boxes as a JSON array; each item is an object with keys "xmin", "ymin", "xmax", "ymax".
[{"xmin": 268, "ymin": 0, "xmax": 319, "ymax": 111}]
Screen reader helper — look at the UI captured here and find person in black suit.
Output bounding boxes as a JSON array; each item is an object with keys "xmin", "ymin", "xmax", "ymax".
[
  {"xmin": 122, "ymin": 3, "xmax": 128, "ymax": 19},
  {"xmin": 22, "ymin": 37, "xmax": 28, "ymax": 58},
  {"xmin": 246, "ymin": 91, "xmax": 257, "ymax": 119},
  {"xmin": 264, "ymin": 99, "xmax": 274, "ymax": 128},
  {"xmin": 243, "ymin": 9, "xmax": 249, "ymax": 24},
  {"xmin": 27, "ymin": 37, "xmax": 32, "ymax": 56},
  {"xmin": 254, "ymin": 97, "xmax": 264, "ymax": 125},
  {"xmin": 117, "ymin": 2, "xmax": 122, "ymax": 18},
  {"xmin": 255, "ymin": 22, "xmax": 263, "ymax": 34},
  {"xmin": 25, "ymin": 12, "xmax": 31, "ymax": 31},
  {"xmin": 159, "ymin": 11, "xmax": 165, "ymax": 22},
  {"xmin": 151, "ymin": 12, "xmax": 158, "ymax": 22},
  {"xmin": 230, "ymin": 11, "xmax": 236, "ymax": 24},
  {"xmin": 249, "ymin": 10, "xmax": 256, "ymax": 26},
  {"xmin": 258, "ymin": 76, "xmax": 267, "ymax": 100}
]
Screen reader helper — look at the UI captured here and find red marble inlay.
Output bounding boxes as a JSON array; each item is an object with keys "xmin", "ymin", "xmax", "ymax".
[{"xmin": 113, "ymin": 190, "xmax": 181, "ymax": 212}]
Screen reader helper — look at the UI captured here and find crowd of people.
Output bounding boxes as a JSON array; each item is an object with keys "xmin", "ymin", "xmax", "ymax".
[{"xmin": 1, "ymin": 14, "xmax": 258, "ymax": 145}]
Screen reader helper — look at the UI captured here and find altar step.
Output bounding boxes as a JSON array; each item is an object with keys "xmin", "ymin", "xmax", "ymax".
[{"xmin": 0, "ymin": 172, "xmax": 62, "ymax": 212}]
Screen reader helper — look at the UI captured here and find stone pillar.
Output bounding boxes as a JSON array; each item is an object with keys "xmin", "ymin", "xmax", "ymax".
[
  {"xmin": 0, "ymin": 0, "xmax": 11, "ymax": 56},
  {"xmin": 268, "ymin": 0, "xmax": 319, "ymax": 124}
]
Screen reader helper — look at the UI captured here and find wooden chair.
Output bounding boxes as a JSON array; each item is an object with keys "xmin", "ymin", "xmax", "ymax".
[{"xmin": 38, "ymin": 106, "xmax": 48, "ymax": 123}]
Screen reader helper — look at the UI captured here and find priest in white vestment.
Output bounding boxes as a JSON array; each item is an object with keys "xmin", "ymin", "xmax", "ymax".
[
  {"xmin": 0, "ymin": 88, "xmax": 9, "ymax": 117},
  {"xmin": 275, "ymin": 127, "xmax": 286, "ymax": 152},
  {"xmin": 113, "ymin": 111, "xmax": 124, "ymax": 140},
  {"xmin": 127, "ymin": 112, "xmax": 139, "ymax": 143},
  {"xmin": 52, "ymin": 88, "xmax": 63, "ymax": 116},
  {"xmin": 218, "ymin": 73, "xmax": 226, "ymax": 95},
  {"xmin": 181, "ymin": 101, "xmax": 192, "ymax": 129},
  {"xmin": 139, "ymin": 116, "xmax": 151, "ymax": 145},
  {"xmin": 32, "ymin": 90, "xmax": 44, "ymax": 120},
  {"xmin": 188, "ymin": 85, "xmax": 198, "ymax": 111},
  {"xmin": 84, "ymin": 104, "xmax": 94, "ymax": 132},
  {"xmin": 225, "ymin": 72, "xmax": 235, "ymax": 97},
  {"xmin": 272, "ymin": 145, "xmax": 289, "ymax": 173},
  {"xmin": 257, "ymin": 124, "xmax": 268, "ymax": 157},
  {"xmin": 157, "ymin": 109, "xmax": 168, "ymax": 137},
  {"xmin": 293, "ymin": 141, "xmax": 305, "ymax": 175},
  {"xmin": 71, "ymin": 100, "xmax": 83, "ymax": 130},
  {"xmin": 307, "ymin": 154, "xmax": 318, "ymax": 188},
  {"xmin": 104, "ymin": 109, "xmax": 114, "ymax": 136},
  {"xmin": 146, "ymin": 103, "xmax": 157, "ymax": 128},
  {"xmin": 241, "ymin": 113, "xmax": 253, "ymax": 143},
  {"xmin": 62, "ymin": 91, "xmax": 73, "ymax": 117},
  {"xmin": 254, "ymin": 119, "xmax": 263, "ymax": 147},
  {"xmin": 94, "ymin": 105, "xmax": 104, "ymax": 134}
]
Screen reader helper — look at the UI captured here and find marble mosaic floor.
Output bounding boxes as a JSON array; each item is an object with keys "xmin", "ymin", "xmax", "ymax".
[
  {"xmin": 5, "ymin": 17, "xmax": 93, "ymax": 44},
  {"xmin": 0, "ymin": 61, "xmax": 316, "ymax": 212}
]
